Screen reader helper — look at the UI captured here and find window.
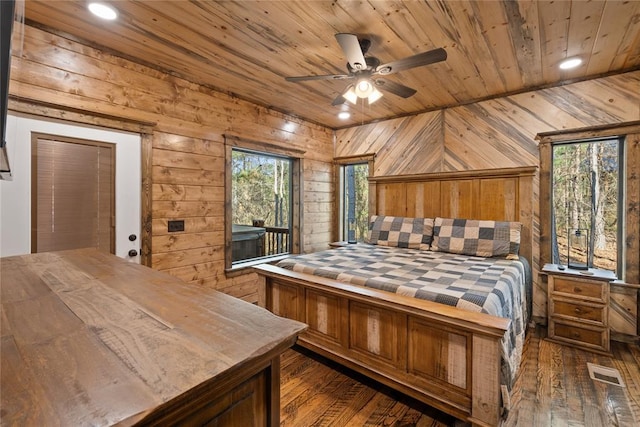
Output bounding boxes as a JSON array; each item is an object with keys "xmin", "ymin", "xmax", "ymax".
[
  {"xmin": 224, "ymin": 135, "xmax": 303, "ymax": 269},
  {"xmin": 551, "ymin": 137, "xmax": 624, "ymax": 276},
  {"xmin": 231, "ymin": 148, "xmax": 292, "ymax": 263},
  {"xmin": 335, "ymin": 155, "xmax": 374, "ymax": 243},
  {"xmin": 32, "ymin": 133, "xmax": 115, "ymax": 254}
]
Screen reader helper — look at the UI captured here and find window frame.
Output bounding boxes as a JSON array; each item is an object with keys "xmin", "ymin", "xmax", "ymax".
[
  {"xmin": 224, "ymin": 135, "xmax": 304, "ymax": 272},
  {"xmin": 333, "ymin": 154, "xmax": 375, "ymax": 242},
  {"xmin": 537, "ymin": 122, "xmax": 640, "ymax": 283},
  {"xmin": 550, "ymin": 136, "xmax": 625, "ymax": 276}
]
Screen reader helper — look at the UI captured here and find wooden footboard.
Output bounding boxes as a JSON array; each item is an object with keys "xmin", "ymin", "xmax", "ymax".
[{"xmin": 255, "ymin": 263, "xmax": 510, "ymax": 427}]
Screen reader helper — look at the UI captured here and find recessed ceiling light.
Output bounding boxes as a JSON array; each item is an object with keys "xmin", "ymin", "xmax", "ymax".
[
  {"xmin": 338, "ymin": 111, "xmax": 351, "ymax": 120},
  {"xmin": 559, "ymin": 57, "xmax": 582, "ymax": 70},
  {"xmin": 88, "ymin": 2, "xmax": 118, "ymax": 20}
]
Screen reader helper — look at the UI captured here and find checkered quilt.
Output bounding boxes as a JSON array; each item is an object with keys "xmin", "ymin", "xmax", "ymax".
[{"xmin": 277, "ymin": 243, "xmax": 530, "ymax": 387}]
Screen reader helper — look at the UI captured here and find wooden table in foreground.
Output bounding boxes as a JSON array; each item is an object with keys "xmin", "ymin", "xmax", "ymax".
[{"xmin": 0, "ymin": 249, "xmax": 306, "ymax": 426}]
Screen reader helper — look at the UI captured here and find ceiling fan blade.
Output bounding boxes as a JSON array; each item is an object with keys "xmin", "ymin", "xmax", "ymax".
[
  {"xmin": 285, "ymin": 74, "xmax": 351, "ymax": 82},
  {"xmin": 375, "ymin": 48, "xmax": 447, "ymax": 75},
  {"xmin": 335, "ymin": 33, "xmax": 367, "ymax": 71},
  {"xmin": 374, "ymin": 78, "xmax": 417, "ymax": 98},
  {"xmin": 331, "ymin": 94, "xmax": 347, "ymax": 106}
]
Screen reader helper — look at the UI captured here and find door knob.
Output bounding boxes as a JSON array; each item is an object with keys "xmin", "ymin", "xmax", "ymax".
[{"xmin": 128, "ymin": 249, "xmax": 138, "ymax": 257}]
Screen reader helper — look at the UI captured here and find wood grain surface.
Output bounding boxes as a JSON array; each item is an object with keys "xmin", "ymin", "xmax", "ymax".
[
  {"xmin": 279, "ymin": 326, "xmax": 640, "ymax": 426},
  {"xmin": 0, "ymin": 249, "xmax": 306, "ymax": 426},
  {"xmin": 257, "ymin": 261, "xmax": 510, "ymax": 426},
  {"xmin": 18, "ymin": 1, "xmax": 640, "ymax": 129}
]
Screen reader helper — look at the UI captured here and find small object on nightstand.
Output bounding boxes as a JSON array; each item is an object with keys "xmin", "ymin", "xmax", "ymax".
[
  {"xmin": 346, "ymin": 218, "xmax": 357, "ymax": 245},
  {"xmin": 568, "ymin": 228, "xmax": 589, "ymax": 270},
  {"xmin": 557, "ymin": 264, "xmax": 565, "ymax": 270}
]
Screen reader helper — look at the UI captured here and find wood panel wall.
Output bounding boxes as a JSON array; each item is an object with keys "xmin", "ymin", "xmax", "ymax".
[
  {"xmin": 8, "ymin": 25, "xmax": 334, "ymax": 303},
  {"xmin": 336, "ymin": 111, "xmax": 444, "ymax": 177},
  {"xmin": 336, "ymin": 70, "xmax": 640, "ymax": 325}
]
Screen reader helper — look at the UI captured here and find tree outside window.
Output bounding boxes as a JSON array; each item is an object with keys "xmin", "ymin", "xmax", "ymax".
[{"xmin": 341, "ymin": 162, "xmax": 369, "ymax": 243}]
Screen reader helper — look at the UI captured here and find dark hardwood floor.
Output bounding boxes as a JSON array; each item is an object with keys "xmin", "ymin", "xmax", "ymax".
[
  {"xmin": 279, "ymin": 327, "xmax": 640, "ymax": 426},
  {"xmin": 505, "ymin": 328, "xmax": 639, "ymax": 427}
]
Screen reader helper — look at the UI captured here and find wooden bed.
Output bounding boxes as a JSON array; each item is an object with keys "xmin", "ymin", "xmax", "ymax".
[{"xmin": 254, "ymin": 166, "xmax": 536, "ymax": 427}]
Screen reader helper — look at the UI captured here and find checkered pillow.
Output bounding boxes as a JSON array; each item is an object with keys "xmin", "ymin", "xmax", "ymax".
[
  {"xmin": 365, "ymin": 215, "xmax": 433, "ymax": 250},
  {"xmin": 431, "ymin": 217, "xmax": 522, "ymax": 259}
]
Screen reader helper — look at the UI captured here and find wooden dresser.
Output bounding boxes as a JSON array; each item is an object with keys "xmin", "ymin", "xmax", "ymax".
[
  {"xmin": 0, "ymin": 249, "xmax": 306, "ymax": 426},
  {"xmin": 543, "ymin": 264, "xmax": 616, "ymax": 354}
]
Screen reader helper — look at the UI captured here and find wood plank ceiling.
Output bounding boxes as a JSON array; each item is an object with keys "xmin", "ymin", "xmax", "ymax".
[{"xmin": 20, "ymin": 0, "xmax": 640, "ymax": 129}]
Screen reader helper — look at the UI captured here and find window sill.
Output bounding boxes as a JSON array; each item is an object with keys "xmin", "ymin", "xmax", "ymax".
[
  {"xmin": 225, "ymin": 254, "xmax": 291, "ymax": 277},
  {"xmin": 542, "ymin": 263, "xmax": 618, "ymax": 281},
  {"xmin": 610, "ymin": 280, "xmax": 640, "ymax": 289}
]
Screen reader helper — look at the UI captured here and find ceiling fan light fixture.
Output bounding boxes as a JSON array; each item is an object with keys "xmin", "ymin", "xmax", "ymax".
[
  {"xmin": 368, "ymin": 88, "xmax": 383, "ymax": 104},
  {"xmin": 559, "ymin": 57, "xmax": 582, "ymax": 70},
  {"xmin": 354, "ymin": 78, "xmax": 374, "ymax": 97},
  {"xmin": 338, "ymin": 111, "xmax": 351, "ymax": 120},
  {"xmin": 343, "ymin": 84, "xmax": 383, "ymax": 105},
  {"xmin": 343, "ymin": 86, "xmax": 359, "ymax": 104}
]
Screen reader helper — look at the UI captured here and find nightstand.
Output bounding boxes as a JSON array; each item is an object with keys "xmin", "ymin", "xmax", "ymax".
[{"xmin": 543, "ymin": 264, "xmax": 616, "ymax": 354}]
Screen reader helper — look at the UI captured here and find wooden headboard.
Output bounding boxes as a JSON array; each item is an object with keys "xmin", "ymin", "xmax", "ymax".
[{"xmin": 369, "ymin": 166, "xmax": 537, "ymax": 266}]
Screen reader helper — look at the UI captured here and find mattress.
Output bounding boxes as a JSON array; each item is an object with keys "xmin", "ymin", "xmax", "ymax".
[{"xmin": 277, "ymin": 243, "xmax": 530, "ymax": 387}]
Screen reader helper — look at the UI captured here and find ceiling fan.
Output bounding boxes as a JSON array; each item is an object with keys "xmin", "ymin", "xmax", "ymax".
[{"xmin": 285, "ymin": 33, "xmax": 447, "ymax": 106}]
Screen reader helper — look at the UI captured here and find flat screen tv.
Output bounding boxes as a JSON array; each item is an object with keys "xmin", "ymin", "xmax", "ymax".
[{"xmin": 1, "ymin": 0, "xmax": 16, "ymax": 180}]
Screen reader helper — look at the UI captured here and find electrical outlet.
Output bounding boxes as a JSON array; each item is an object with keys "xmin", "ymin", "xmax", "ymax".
[{"xmin": 168, "ymin": 220, "xmax": 185, "ymax": 232}]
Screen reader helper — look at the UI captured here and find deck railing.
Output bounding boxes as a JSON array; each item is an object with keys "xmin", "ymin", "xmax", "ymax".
[
  {"xmin": 249, "ymin": 220, "xmax": 289, "ymax": 257},
  {"xmin": 263, "ymin": 226, "xmax": 289, "ymax": 256}
]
